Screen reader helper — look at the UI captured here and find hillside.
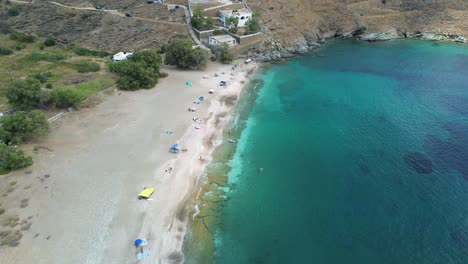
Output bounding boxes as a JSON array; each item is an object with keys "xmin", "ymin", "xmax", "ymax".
[
  {"xmin": 244, "ymin": 0, "xmax": 468, "ymax": 60},
  {"xmin": 1, "ymin": 1, "xmax": 188, "ymax": 52},
  {"xmin": 1, "ymin": 0, "xmax": 468, "ymax": 59}
]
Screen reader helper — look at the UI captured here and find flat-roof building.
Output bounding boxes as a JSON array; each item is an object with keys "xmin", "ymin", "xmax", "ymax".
[
  {"xmin": 208, "ymin": 35, "xmax": 237, "ymax": 47},
  {"xmin": 219, "ymin": 8, "xmax": 252, "ymax": 28}
]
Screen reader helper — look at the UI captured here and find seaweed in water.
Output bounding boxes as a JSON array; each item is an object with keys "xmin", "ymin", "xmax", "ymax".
[
  {"xmin": 404, "ymin": 152, "xmax": 433, "ymax": 174},
  {"xmin": 423, "ymin": 122, "xmax": 468, "ymax": 180},
  {"xmin": 451, "ymin": 228, "xmax": 468, "ymax": 253},
  {"xmin": 358, "ymin": 162, "xmax": 370, "ymax": 175}
]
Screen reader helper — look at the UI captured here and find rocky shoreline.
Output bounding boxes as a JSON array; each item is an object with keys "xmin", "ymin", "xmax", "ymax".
[{"xmin": 248, "ymin": 28, "xmax": 467, "ymax": 63}]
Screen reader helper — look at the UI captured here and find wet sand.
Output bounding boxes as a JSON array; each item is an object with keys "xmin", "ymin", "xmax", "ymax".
[{"xmin": 0, "ymin": 61, "xmax": 257, "ymax": 264}]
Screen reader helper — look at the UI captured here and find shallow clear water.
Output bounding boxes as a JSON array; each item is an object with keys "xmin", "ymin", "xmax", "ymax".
[{"xmin": 210, "ymin": 40, "xmax": 468, "ymax": 264}]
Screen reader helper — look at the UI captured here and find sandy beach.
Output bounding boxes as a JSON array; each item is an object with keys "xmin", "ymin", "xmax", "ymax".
[{"xmin": 0, "ymin": 61, "xmax": 257, "ymax": 264}]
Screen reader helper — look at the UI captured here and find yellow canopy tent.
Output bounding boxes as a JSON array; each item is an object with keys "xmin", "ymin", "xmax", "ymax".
[{"xmin": 138, "ymin": 188, "xmax": 155, "ymax": 199}]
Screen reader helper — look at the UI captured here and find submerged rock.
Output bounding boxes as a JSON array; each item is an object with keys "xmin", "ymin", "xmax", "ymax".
[{"xmin": 404, "ymin": 152, "xmax": 433, "ymax": 174}]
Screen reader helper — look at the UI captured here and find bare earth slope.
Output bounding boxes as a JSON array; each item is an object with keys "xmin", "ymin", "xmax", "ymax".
[
  {"xmin": 245, "ymin": 0, "xmax": 468, "ymax": 60},
  {"xmin": 2, "ymin": 1, "xmax": 188, "ymax": 52},
  {"xmin": 1, "ymin": 0, "xmax": 468, "ymax": 56}
]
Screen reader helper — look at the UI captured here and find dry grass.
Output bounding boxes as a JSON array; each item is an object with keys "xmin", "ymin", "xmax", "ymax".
[{"xmin": 0, "ymin": 34, "xmax": 114, "ymax": 111}]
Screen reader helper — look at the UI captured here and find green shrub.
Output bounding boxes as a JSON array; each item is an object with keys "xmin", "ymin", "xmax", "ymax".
[
  {"xmin": 10, "ymin": 32, "xmax": 36, "ymax": 43},
  {"xmin": 0, "ymin": 143, "xmax": 33, "ymax": 171},
  {"xmin": 45, "ymin": 83, "xmax": 53, "ymax": 89},
  {"xmin": 7, "ymin": 6, "xmax": 20, "ymax": 17},
  {"xmin": 6, "ymin": 78, "xmax": 48, "ymax": 110},
  {"xmin": 226, "ymin": 16, "xmax": 239, "ymax": 34},
  {"xmin": 190, "ymin": 8, "xmax": 213, "ymax": 31},
  {"xmin": 70, "ymin": 45, "xmax": 109, "ymax": 58},
  {"xmin": 0, "ymin": 46, "xmax": 13, "ymax": 55},
  {"xmin": 213, "ymin": 30, "xmax": 225, "ymax": 36},
  {"xmin": 26, "ymin": 52, "xmax": 67, "ymax": 62},
  {"xmin": 164, "ymin": 38, "xmax": 208, "ymax": 69},
  {"xmin": 109, "ymin": 50, "xmax": 162, "ymax": 90},
  {"xmin": 43, "ymin": 38, "xmax": 56, "ymax": 47},
  {"xmin": 50, "ymin": 88, "xmax": 83, "ymax": 108},
  {"xmin": 244, "ymin": 12, "xmax": 261, "ymax": 35},
  {"xmin": 210, "ymin": 43, "xmax": 234, "ymax": 64},
  {"xmin": 0, "ymin": 110, "xmax": 49, "ymax": 145},
  {"xmin": 30, "ymin": 72, "xmax": 52, "ymax": 84},
  {"xmin": 48, "ymin": 78, "xmax": 113, "ymax": 108},
  {"xmin": 15, "ymin": 43, "xmax": 25, "ymax": 51},
  {"xmin": 73, "ymin": 61, "xmax": 100, "ymax": 73}
]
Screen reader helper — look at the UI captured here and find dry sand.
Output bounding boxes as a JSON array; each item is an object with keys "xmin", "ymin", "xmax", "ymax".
[{"xmin": 0, "ymin": 61, "xmax": 257, "ymax": 264}]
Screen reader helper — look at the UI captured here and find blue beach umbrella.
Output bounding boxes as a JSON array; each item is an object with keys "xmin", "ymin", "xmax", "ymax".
[
  {"xmin": 134, "ymin": 239, "xmax": 143, "ymax": 246},
  {"xmin": 198, "ymin": 96, "xmax": 204, "ymax": 101},
  {"xmin": 186, "ymin": 81, "xmax": 192, "ymax": 87},
  {"xmin": 134, "ymin": 238, "xmax": 148, "ymax": 247}
]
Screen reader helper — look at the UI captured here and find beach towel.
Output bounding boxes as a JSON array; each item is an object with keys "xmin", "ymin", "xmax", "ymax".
[{"xmin": 137, "ymin": 252, "xmax": 149, "ymax": 260}]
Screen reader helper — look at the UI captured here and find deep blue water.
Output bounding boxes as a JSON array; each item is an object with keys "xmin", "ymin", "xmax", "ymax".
[{"xmin": 214, "ymin": 40, "xmax": 468, "ymax": 264}]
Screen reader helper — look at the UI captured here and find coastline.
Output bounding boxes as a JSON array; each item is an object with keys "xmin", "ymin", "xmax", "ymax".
[
  {"xmin": 133, "ymin": 62, "xmax": 259, "ymax": 263},
  {"xmin": 0, "ymin": 61, "xmax": 258, "ymax": 264},
  {"xmin": 183, "ymin": 68, "xmax": 265, "ymax": 264},
  {"xmin": 251, "ymin": 30, "xmax": 467, "ymax": 63}
]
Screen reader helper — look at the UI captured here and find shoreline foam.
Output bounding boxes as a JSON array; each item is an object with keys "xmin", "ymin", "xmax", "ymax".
[
  {"xmin": 183, "ymin": 71, "xmax": 265, "ymax": 264},
  {"xmin": 130, "ymin": 62, "xmax": 260, "ymax": 263}
]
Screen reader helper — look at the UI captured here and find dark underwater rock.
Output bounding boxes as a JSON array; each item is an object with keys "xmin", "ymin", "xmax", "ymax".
[{"xmin": 404, "ymin": 152, "xmax": 433, "ymax": 174}]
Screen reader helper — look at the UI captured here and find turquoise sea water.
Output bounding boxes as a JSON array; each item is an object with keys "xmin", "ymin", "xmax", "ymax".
[{"xmin": 209, "ymin": 40, "xmax": 468, "ymax": 263}]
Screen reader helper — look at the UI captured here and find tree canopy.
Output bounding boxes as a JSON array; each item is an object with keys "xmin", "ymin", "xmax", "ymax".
[
  {"xmin": 0, "ymin": 143, "xmax": 32, "ymax": 172},
  {"xmin": 0, "ymin": 110, "xmax": 49, "ymax": 145},
  {"xmin": 109, "ymin": 50, "xmax": 162, "ymax": 90},
  {"xmin": 245, "ymin": 12, "xmax": 261, "ymax": 35},
  {"xmin": 226, "ymin": 16, "xmax": 239, "ymax": 34},
  {"xmin": 164, "ymin": 38, "xmax": 209, "ymax": 69},
  {"xmin": 191, "ymin": 8, "xmax": 213, "ymax": 31},
  {"xmin": 6, "ymin": 78, "xmax": 48, "ymax": 110},
  {"xmin": 210, "ymin": 43, "xmax": 234, "ymax": 64}
]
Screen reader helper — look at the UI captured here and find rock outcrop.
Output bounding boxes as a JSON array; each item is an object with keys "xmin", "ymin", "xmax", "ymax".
[
  {"xmin": 360, "ymin": 28, "xmax": 401, "ymax": 41},
  {"xmin": 246, "ymin": 0, "xmax": 468, "ymax": 61}
]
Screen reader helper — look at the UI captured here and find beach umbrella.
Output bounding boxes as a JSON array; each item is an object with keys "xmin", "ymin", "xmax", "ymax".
[
  {"xmin": 134, "ymin": 238, "xmax": 147, "ymax": 247},
  {"xmin": 134, "ymin": 239, "xmax": 142, "ymax": 246},
  {"xmin": 209, "ymin": 89, "xmax": 215, "ymax": 94},
  {"xmin": 170, "ymin": 143, "xmax": 181, "ymax": 153},
  {"xmin": 198, "ymin": 96, "xmax": 204, "ymax": 101},
  {"xmin": 186, "ymin": 81, "xmax": 192, "ymax": 87}
]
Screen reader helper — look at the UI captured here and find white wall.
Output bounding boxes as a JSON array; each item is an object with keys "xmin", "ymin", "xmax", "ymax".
[
  {"xmin": 209, "ymin": 38, "xmax": 218, "ymax": 46},
  {"xmin": 220, "ymin": 12, "xmax": 251, "ymax": 28}
]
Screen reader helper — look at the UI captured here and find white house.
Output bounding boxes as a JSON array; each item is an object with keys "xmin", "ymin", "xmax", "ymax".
[
  {"xmin": 112, "ymin": 52, "xmax": 133, "ymax": 62},
  {"xmin": 219, "ymin": 8, "xmax": 252, "ymax": 28},
  {"xmin": 209, "ymin": 35, "xmax": 237, "ymax": 47}
]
